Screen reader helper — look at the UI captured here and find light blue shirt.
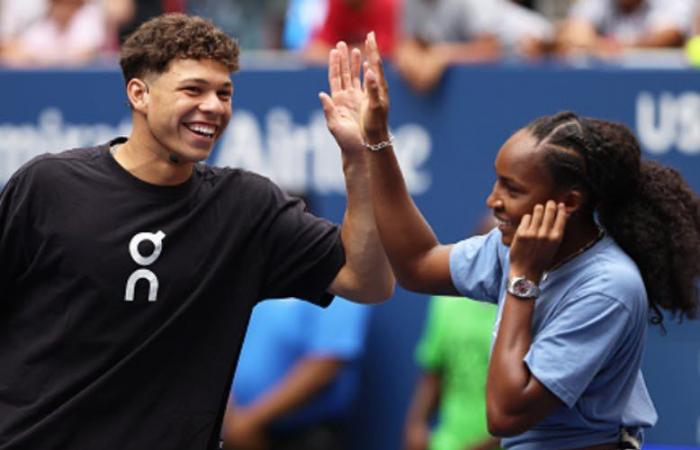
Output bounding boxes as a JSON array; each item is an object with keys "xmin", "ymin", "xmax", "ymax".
[
  {"xmin": 449, "ymin": 229, "xmax": 657, "ymax": 450},
  {"xmin": 232, "ymin": 297, "xmax": 371, "ymax": 431}
]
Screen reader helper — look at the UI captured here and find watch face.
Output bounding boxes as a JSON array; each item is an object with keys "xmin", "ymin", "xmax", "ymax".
[
  {"xmin": 513, "ymin": 279, "xmax": 532, "ymax": 296},
  {"xmin": 509, "ymin": 277, "xmax": 539, "ymax": 299}
]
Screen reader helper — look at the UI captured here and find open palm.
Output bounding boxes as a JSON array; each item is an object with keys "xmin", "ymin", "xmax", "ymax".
[{"xmin": 319, "ymin": 41, "xmax": 368, "ymax": 153}]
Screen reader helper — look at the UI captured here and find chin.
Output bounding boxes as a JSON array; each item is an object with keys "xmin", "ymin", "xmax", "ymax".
[
  {"xmin": 181, "ymin": 146, "xmax": 213, "ymax": 162},
  {"xmin": 500, "ymin": 234, "xmax": 513, "ymax": 247}
]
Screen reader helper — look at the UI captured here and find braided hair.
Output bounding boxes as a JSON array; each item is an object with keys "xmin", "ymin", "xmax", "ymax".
[{"xmin": 526, "ymin": 112, "xmax": 700, "ymax": 323}]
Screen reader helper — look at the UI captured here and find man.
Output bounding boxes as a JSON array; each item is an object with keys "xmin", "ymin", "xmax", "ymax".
[
  {"xmin": 394, "ymin": 0, "xmax": 553, "ymax": 92},
  {"xmin": 557, "ymin": 0, "xmax": 696, "ymax": 55},
  {"xmin": 302, "ymin": 0, "xmax": 399, "ymax": 64},
  {"xmin": 0, "ymin": 14, "xmax": 392, "ymax": 449}
]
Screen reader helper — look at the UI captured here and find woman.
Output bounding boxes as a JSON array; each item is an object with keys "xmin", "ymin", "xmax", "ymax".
[{"xmin": 320, "ymin": 34, "xmax": 700, "ymax": 450}]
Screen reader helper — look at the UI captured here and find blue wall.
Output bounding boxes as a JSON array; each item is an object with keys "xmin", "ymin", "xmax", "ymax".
[{"xmin": 1, "ymin": 64, "xmax": 698, "ymax": 449}]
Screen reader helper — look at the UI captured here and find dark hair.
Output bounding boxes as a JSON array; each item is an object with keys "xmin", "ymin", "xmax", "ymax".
[
  {"xmin": 119, "ymin": 13, "xmax": 239, "ymax": 85},
  {"xmin": 526, "ymin": 111, "xmax": 700, "ymax": 323}
]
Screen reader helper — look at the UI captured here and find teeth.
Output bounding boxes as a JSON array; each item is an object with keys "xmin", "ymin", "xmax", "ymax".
[
  {"xmin": 186, "ymin": 124, "xmax": 216, "ymax": 137},
  {"xmin": 495, "ymin": 217, "xmax": 510, "ymax": 226}
]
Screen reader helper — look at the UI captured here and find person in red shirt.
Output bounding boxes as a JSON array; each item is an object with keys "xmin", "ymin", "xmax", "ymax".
[{"xmin": 304, "ymin": 0, "xmax": 399, "ymax": 63}]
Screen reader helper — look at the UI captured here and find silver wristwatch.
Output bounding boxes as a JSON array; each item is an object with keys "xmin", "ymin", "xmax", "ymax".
[{"xmin": 507, "ymin": 276, "xmax": 541, "ymax": 299}]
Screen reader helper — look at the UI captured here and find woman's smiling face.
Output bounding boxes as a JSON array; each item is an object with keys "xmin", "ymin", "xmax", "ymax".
[{"xmin": 485, "ymin": 129, "xmax": 565, "ymax": 246}]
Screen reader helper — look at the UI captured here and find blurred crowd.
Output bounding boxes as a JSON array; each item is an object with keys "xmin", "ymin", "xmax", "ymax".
[{"xmin": 1, "ymin": 0, "xmax": 700, "ymax": 79}]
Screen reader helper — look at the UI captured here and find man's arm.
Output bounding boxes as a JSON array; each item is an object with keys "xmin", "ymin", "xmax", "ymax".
[
  {"xmin": 632, "ymin": 26, "xmax": 686, "ymax": 48},
  {"xmin": 319, "ymin": 41, "xmax": 395, "ymax": 303},
  {"xmin": 394, "ymin": 36, "xmax": 500, "ymax": 93}
]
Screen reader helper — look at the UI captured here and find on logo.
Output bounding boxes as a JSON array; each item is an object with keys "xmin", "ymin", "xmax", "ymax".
[{"xmin": 125, "ymin": 231, "xmax": 166, "ymax": 302}]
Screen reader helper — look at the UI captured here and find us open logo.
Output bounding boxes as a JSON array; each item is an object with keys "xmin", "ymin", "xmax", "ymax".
[{"xmin": 124, "ymin": 231, "xmax": 166, "ymax": 302}]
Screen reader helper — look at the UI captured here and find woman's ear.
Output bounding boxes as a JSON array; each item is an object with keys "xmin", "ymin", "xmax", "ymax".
[
  {"xmin": 560, "ymin": 188, "xmax": 587, "ymax": 216},
  {"xmin": 126, "ymin": 78, "xmax": 149, "ymax": 113}
]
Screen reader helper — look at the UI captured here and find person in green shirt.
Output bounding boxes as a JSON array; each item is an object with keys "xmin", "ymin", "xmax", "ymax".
[{"xmin": 404, "ymin": 296, "xmax": 501, "ymax": 450}]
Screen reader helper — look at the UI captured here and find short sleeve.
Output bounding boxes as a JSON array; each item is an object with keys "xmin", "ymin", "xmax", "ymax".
[
  {"xmin": 449, "ymin": 229, "xmax": 505, "ymax": 303},
  {"xmin": 524, "ymin": 294, "xmax": 631, "ymax": 408},
  {"xmin": 568, "ymin": 0, "xmax": 607, "ymax": 26},
  {"xmin": 646, "ymin": 0, "xmax": 694, "ymax": 34},
  {"xmin": 0, "ymin": 174, "xmax": 31, "ymax": 293},
  {"xmin": 305, "ymin": 297, "xmax": 371, "ymax": 359},
  {"xmin": 259, "ymin": 184, "xmax": 345, "ymax": 305},
  {"xmin": 415, "ymin": 297, "xmax": 444, "ymax": 370},
  {"xmin": 464, "ymin": 0, "xmax": 502, "ymax": 35}
]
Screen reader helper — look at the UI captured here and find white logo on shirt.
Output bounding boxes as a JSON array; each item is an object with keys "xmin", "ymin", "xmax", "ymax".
[{"xmin": 125, "ymin": 231, "xmax": 166, "ymax": 302}]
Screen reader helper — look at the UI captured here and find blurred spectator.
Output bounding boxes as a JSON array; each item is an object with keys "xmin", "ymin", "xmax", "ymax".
[
  {"xmin": 283, "ymin": 0, "xmax": 328, "ymax": 50},
  {"xmin": 222, "ymin": 295, "xmax": 371, "ymax": 450},
  {"xmin": 531, "ymin": 0, "xmax": 577, "ymax": 21},
  {"xmin": 404, "ymin": 297, "xmax": 499, "ymax": 450},
  {"xmin": 512, "ymin": 0, "xmax": 578, "ymax": 20},
  {"xmin": 0, "ymin": 0, "xmax": 47, "ymax": 42},
  {"xmin": 1, "ymin": 0, "xmax": 107, "ymax": 67},
  {"xmin": 394, "ymin": 0, "xmax": 553, "ymax": 93},
  {"xmin": 117, "ymin": 0, "xmax": 184, "ymax": 44},
  {"xmin": 557, "ymin": 0, "xmax": 696, "ymax": 56},
  {"xmin": 394, "ymin": 0, "xmax": 500, "ymax": 93},
  {"xmin": 101, "ymin": 0, "xmax": 135, "ymax": 51},
  {"xmin": 495, "ymin": 1, "xmax": 555, "ymax": 60},
  {"xmin": 188, "ymin": 0, "xmax": 288, "ymax": 50},
  {"xmin": 302, "ymin": 0, "xmax": 400, "ymax": 64}
]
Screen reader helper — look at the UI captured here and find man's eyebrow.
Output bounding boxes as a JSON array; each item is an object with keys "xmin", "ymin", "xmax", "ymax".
[{"xmin": 179, "ymin": 78, "xmax": 233, "ymax": 88}]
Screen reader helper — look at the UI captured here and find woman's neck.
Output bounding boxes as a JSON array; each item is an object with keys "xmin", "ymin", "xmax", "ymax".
[{"xmin": 549, "ymin": 216, "xmax": 602, "ymax": 271}]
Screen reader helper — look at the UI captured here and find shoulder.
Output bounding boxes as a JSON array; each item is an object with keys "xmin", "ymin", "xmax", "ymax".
[
  {"xmin": 196, "ymin": 166, "xmax": 320, "ymax": 229},
  {"xmin": 198, "ymin": 165, "xmax": 278, "ymax": 189},
  {"xmin": 648, "ymin": 0, "xmax": 693, "ymax": 13},
  {"xmin": 10, "ymin": 145, "xmax": 105, "ymax": 187},
  {"xmin": 647, "ymin": 0, "xmax": 694, "ymax": 25},
  {"xmin": 569, "ymin": 237, "xmax": 647, "ymax": 314},
  {"xmin": 197, "ymin": 165, "xmax": 287, "ymax": 200},
  {"xmin": 451, "ymin": 228, "xmax": 507, "ymax": 263},
  {"xmin": 568, "ymin": 0, "xmax": 607, "ymax": 19}
]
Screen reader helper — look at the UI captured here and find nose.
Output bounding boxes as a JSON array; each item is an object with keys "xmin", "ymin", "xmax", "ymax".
[
  {"xmin": 486, "ymin": 182, "xmax": 501, "ymax": 209},
  {"xmin": 486, "ymin": 183, "xmax": 498, "ymax": 209},
  {"xmin": 199, "ymin": 91, "xmax": 227, "ymax": 115}
]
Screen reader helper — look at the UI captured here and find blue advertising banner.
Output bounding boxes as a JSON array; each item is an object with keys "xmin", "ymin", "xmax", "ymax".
[{"xmin": 1, "ymin": 64, "xmax": 698, "ymax": 449}]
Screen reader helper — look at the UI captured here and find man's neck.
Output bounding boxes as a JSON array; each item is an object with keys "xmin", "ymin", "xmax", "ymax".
[{"xmin": 112, "ymin": 135, "xmax": 194, "ymax": 186}]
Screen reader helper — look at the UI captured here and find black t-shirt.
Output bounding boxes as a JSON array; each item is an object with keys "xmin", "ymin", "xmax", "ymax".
[{"xmin": 0, "ymin": 139, "xmax": 345, "ymax": 449}]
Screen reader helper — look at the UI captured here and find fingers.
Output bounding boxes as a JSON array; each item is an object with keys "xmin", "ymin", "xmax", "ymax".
[
  {"xmin": 539, "ymin": 201, "xmax": 557, "ymax": 236},
  {"xmin": 525, "ymin": 201, "xmax": 567, "ymax": 242},
  {"xmin": 336, "ymin": 41, "xmax": 352, "ymax": 90},
  {"xmin": 351, "ymin": 47, "xmax": 362, "ymax": 90},
  {"xmin": 365, "ymin": 32, "xmax": 388, "ymax": 93},
  {"xmin": 365, "ymin": 68, "xmax": 381, "ymax": 108},
  {"xmin": 529, "ymin": 204, "xmax": 545, "ymax": 234},
  {"xmin": 552, "ymin": 202, "xmax": 568, "ymax": 241},
  {"xmin": 327, "ymin": 49, "xmax": 341, "ymax": 96},
  {"xmin": 517, "ymin": 213, "xmax": 531, "ymax": 235},
  {"xmin": 318, "ymin": 92, "xmax": 335, "ymax": 120}
]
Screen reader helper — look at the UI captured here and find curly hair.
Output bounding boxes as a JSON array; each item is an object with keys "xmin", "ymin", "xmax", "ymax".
[
  {"xmin": 119, "ymin": 13, "xmax": 239, "ymax": 85},
  {"xmin": 526, "ymin": 111, "xmax": 700, "ymax": 323}
]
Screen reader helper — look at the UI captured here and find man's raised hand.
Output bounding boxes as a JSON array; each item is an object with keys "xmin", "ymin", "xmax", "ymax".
[{"xmin": 319, "ymin": 41, "xmax": 365, "ymax": 153}]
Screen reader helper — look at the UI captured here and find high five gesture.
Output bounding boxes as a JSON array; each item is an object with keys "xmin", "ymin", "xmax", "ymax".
[{"xmin": 319, "ymin": 32, "xmax": 391, "ymax": 150}]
